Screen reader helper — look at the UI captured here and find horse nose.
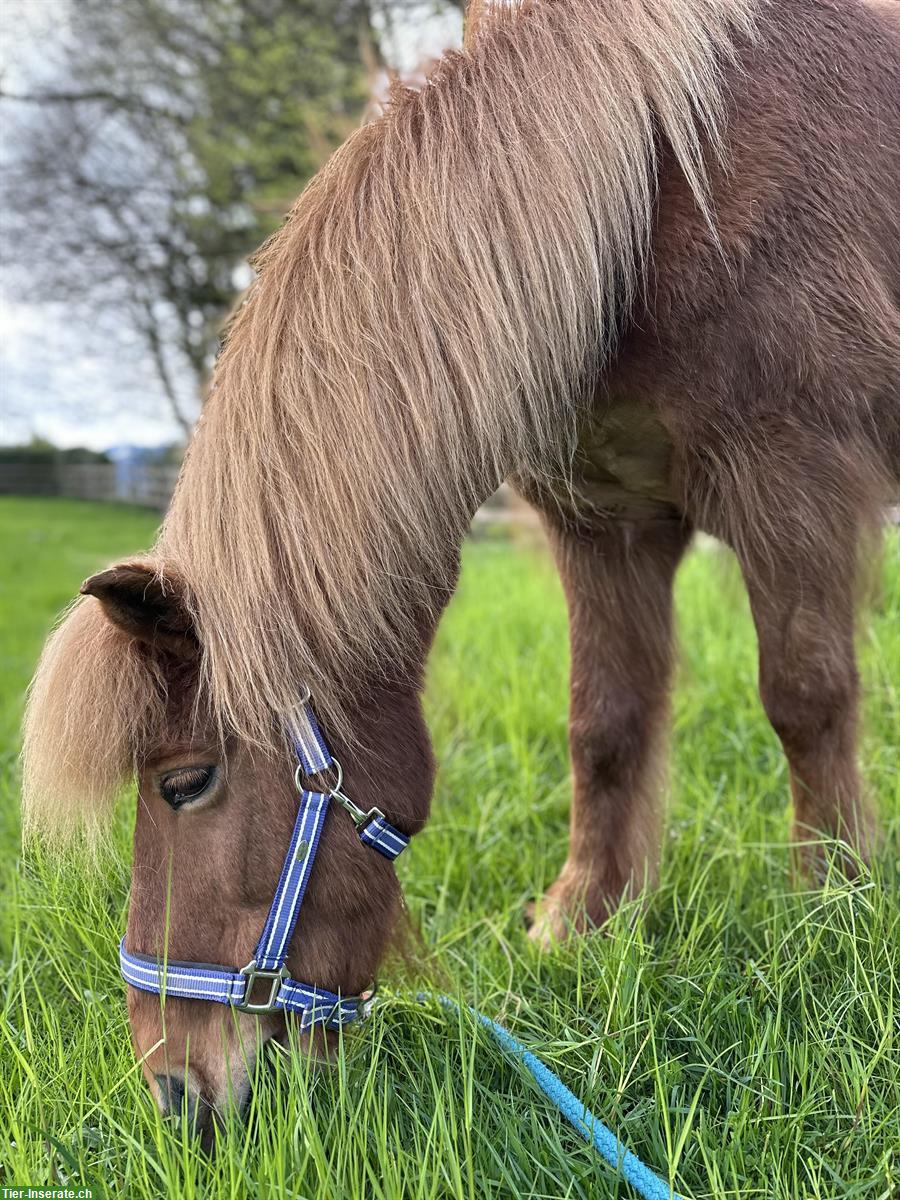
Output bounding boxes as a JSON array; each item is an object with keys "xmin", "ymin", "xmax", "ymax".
[
  {"xmin": 154, "ymin": 1071, "xmax": 215, "ymax": 1135},
  {"xmin": 155, "ymin": 1071, "xmax": 185, "ymax": 1113}
]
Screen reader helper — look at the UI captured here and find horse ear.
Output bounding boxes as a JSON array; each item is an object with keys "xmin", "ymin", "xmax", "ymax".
[{"xmin": 80, "ymin": 561, "xmax": 197, "ymax": 658}]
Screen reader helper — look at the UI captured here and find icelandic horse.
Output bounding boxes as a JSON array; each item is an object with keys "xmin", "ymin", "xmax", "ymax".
[{"xmin": 22, "ymin": 0, "xmax": 900, "ymax": 1123}]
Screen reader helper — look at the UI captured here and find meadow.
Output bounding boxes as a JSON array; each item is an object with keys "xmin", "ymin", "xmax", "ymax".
[{"xmin": 0, "ymin": 495, "xmax": 897, "ymax": 1199}]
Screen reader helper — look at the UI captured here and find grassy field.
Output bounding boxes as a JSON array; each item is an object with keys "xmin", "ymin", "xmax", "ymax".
[{"xmin": 0, "ymin": 495, "xmax": 897, "ymax": 1199}]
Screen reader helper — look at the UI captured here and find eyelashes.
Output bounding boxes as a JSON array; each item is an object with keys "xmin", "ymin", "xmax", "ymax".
[{"xmin": 159, "ymin": 765, "xmax": 215, "ymax": 809}]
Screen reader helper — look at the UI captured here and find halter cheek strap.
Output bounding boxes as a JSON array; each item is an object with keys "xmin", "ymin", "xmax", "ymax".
[{"xmin": 119, "ymin": 697, "xmax": 410, "ymax": 1029}]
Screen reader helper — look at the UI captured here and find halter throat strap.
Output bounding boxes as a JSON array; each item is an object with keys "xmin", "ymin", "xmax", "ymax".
[{"xmin": 119, "ymin": 697, "xmax": 410, "ymax": 1029}]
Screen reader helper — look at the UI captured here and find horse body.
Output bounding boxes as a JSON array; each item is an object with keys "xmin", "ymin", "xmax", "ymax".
[
  {"xmin": 569, "ymin": 0, "xmax": 900, "ymax": 525},
  {"xmin": 523, "ymin": 0, "xmax": 900, "ymax": 934},
  {"xmin": 21, "ymin": 0, "xmax": 899, "ymax": 1124}
]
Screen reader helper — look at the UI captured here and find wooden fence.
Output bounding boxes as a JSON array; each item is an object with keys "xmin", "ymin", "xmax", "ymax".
[{"xmin": 0, "ymin": 462, "xmax": 179, "ymax": 510}]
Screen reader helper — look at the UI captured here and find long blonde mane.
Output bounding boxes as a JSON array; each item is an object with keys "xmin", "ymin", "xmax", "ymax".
[
  {"xmin": 24, "ymin": 0, "xmax": 756, "ymax": 831},
  {"xmin": 463, "ymin": 0, "xmax": 492, "ymax": 48},
  {"xmin": 22, "ymin": 596, "xmax": 169, "ymax": 841}
]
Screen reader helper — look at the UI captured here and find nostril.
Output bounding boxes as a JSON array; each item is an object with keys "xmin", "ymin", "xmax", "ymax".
[
  {"xmin": 155, "ymin": 1072, "xmax": 186, "ymax": 1116},
  {"xmin": 154, "ymin": 1072, "xmax": 216, "ymax": 1141}
]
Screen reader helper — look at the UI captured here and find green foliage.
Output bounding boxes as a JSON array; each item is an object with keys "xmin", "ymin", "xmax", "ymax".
[
  {"xmin": 0, "ymin": 498, "xmax": 897, "ymax": 1197},
  {"xmin": 189, "ymin": 3, "xmax": 371, "ymax": 228},
  {"xmin": 164, "ymin": 1, "xmax": 376, "ymax": 358}
]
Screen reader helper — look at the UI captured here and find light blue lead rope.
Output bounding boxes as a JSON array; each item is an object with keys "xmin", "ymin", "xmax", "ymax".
[{"xmin": 433, "ymin": 996, "xmax": 682, "ymax": 1200}]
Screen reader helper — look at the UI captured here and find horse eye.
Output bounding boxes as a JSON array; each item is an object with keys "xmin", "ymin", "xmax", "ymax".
[{"xmin": 159, "ymin": 766, "xmax": 215, "ymax": 809}]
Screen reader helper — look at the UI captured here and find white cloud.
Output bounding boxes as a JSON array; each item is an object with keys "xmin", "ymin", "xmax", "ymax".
[{"xmin": 0, "ymin": 297, "xmax": 184, "ymax": 449}]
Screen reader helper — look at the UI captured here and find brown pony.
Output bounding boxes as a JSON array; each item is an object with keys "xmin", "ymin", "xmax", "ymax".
[{"xmin": 21, "ymin": 0, "xmax": 900, "ymax": 1132}]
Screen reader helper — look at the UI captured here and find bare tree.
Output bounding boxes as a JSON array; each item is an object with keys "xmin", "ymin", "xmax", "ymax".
[{"xmin": 1, "ymin": 0, "xmax": 465, "ymax": 436}]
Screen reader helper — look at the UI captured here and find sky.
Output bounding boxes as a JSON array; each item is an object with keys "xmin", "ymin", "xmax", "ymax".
[{"xmin": 0, "ymin": 1, "xmax": 463, "ymax": 451}]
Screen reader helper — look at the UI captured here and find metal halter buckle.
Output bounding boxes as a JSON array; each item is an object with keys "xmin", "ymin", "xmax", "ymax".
[
  {"xmin": 234, "ymin": 960, "xmax": 289, "ymax": 1014},
  {"xmin": 294, "ymin": 756, "xmax": 386, "ymax": 832}
]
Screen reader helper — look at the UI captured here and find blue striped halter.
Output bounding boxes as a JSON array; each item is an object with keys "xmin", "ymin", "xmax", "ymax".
[{"xmin": 119, "ymin": 694, "xmax": 410, "ymax": 1032}]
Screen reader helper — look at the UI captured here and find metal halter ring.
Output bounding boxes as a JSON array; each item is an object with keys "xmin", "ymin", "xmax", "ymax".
[
  {"xmin": 294, "ymin": 755, "xmax": 343, "ymax": 797},
  {"xmin": 294, "ymin": 756, "xmax": 386, "ymax": 830}
]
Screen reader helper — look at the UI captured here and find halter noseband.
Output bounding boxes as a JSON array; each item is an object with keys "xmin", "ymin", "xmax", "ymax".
[{"xmin": 119, "ymin": 695, "xmax": 410, "ymax": 1032}]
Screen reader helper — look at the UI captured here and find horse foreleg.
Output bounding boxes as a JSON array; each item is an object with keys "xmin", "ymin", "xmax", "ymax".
[
  {"xmin": 530, "ymin": 513, "xmax": 691, "ymax": 943},
  {"xmin": 739, "ymin": 545, "xmax": 877, "ymax": 876}
]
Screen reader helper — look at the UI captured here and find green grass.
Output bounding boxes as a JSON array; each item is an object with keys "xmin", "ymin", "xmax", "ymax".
[{"xmin": 1, "ymin": 496, "xmax": 897, "ymax": 1199}]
